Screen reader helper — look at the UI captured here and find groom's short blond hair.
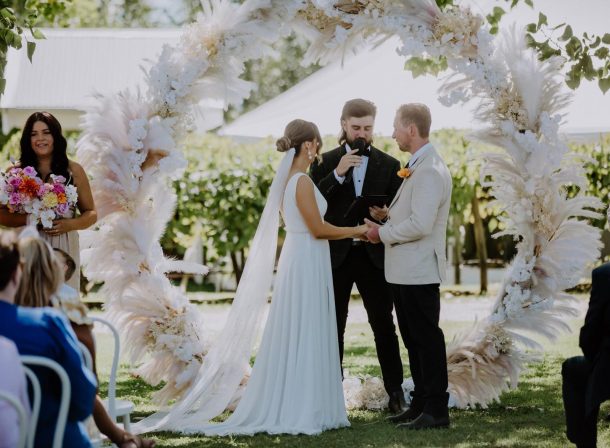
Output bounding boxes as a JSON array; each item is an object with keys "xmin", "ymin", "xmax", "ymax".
[{"xmin": 397, "ymin": 103, "xmax": 431, "ymax": 138}]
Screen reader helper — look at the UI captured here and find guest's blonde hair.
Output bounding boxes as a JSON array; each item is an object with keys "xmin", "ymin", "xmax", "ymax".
[{"xmin": 14, "ymin": 237, "xmax": 63, "ymax": 308}]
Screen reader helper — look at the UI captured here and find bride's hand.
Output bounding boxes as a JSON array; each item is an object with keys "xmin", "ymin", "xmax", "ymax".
[{"xmin": 355, "ymin": 223, "xmax": 369, "ymax": 240}]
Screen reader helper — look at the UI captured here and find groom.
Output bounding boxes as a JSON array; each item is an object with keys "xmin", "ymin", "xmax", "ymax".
[
  {"xmin": 310, "ymin": 98, "xmax": 406, "ymax": 414},
  {"xmin": 367, "ymin": 103, "xmax": 452, "ymax": 430}
]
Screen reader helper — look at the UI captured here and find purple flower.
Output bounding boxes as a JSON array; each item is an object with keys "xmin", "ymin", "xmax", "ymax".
[
  {"xmin": 9, "ymin": 177, "xmax": 21, "ymax": 188},
  {"xmin": 56, "ymin": 203, "xmax": 69, "ymax": 215},
  {"xmin": 22, "ymin": 166, "xmax": 37, "ymax": 177},
  {"xmin": 9, "ymin": 193, "xmax": 20, "ymax": 205}
]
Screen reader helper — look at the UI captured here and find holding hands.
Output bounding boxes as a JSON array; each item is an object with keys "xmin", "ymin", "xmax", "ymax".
[
  {"xmin": 353, "ymin": 218, "xmax": 382, "ymax": 243},
  {"xmin": 364, "ymin": 218, "xmax": 381, "ymax": 244}
]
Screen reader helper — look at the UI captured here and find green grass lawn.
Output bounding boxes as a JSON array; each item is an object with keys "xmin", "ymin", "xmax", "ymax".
[{"xmin": 91, "ymin": 302, "xmax": 610, "ymax": 447}]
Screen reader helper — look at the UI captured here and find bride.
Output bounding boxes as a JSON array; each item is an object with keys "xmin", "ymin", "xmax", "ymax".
[{"xmin": 137, "ymin": 119, "xmax": 368, "ymax": 436}]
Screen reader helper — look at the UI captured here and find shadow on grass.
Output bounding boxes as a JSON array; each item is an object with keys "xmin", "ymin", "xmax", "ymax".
[{"xmin": 105, "ymin": 354, "xmax": 610, "ymax": 447}]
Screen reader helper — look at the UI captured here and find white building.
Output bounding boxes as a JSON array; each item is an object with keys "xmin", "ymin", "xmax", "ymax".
[
  {"xmin": 220, "ymin": 36, "xmax": 610, "ymax": 140},
  {"xmin": 1, "ymin": 28, "xmax": 224, "ymax": 134}
]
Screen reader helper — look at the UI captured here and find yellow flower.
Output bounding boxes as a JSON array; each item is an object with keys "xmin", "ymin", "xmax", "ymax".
[
  {"xmin": 42, "ymin": 192, "xmax": 59, "ymax": 208},
  {"xmin": 397, "ymin": 167, "xmax": 411, "ymax": 179}
]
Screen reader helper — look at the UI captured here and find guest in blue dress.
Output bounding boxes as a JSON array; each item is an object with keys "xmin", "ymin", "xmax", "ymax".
[{"xmin": 0, "ymin": 230, "xmax": 97, "ymax": 448}]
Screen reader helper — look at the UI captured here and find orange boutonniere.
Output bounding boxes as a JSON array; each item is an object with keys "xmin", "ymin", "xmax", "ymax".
[{"xmin": 397, "ymin": 167, "xmax": 411, "ymax": 179}]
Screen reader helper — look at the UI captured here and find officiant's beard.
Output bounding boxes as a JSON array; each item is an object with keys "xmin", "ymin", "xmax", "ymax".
[{"xmin": 347, "ymin": 136, "xmax": 373, "ymax": 147}]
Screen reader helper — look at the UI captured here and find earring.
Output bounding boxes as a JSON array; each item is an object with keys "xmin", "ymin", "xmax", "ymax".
[{"xmin": 307, "ymin": 150, "xmax": 314, "ymax": 160}]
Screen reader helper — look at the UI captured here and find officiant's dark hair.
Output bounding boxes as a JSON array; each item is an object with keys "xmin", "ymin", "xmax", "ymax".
[
  {"xmin": 276, "ymin": 119, "xmax": 322, "ymax": 157},
  {"xmin": 20, "ymin": 111, "xmax": 70, "ymax": 181},
  {"xmin": 339, "ymin": 98, "xmax": 377, "ymax": 145}
]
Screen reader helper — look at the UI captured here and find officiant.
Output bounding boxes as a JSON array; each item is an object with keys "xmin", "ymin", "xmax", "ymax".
[{"xmin": 310, "ymin": 98, "xmax": 405, "ymax": 414}]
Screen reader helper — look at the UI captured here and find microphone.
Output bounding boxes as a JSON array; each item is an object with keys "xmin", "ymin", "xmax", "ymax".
[{"xmin": 345, "ymin": 138, "xmax": 367, "ymax": 184}]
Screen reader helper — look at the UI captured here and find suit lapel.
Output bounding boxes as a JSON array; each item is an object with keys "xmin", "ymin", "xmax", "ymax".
[
  {"xmin": 389, "ymin": 179, "xmax": 406, "ymax": 209},
  {"xmin": 361, "ymin": 146, "xmax": 381, "ymax": 196},
  {"xmin": 388, "ymin": 146, "xmax": 437, "ymax": 210}
]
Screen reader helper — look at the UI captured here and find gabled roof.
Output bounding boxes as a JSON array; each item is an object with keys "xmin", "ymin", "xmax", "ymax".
[
  {"xmin": 1, "ymin": 28, "xmax": 223, "ymax": 133},
  {"xmin": 220, "ymin": 37, "xmax": 610, "ymax": 139}
]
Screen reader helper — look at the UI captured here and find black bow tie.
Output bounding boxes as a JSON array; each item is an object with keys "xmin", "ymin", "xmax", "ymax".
[{"xmin": 348, "ymin": 141, "xmax": 370, "ymax": 157}]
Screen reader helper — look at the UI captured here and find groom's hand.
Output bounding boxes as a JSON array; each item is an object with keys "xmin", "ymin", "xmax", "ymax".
[{"xmin": 364, "ymin": 218, "xmax": 381, "ymax": 244}]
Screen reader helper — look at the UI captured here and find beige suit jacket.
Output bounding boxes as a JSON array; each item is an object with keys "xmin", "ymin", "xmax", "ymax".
[{"xmin": 379, "ymin": 145, "xmax": 452, "ymax": 285}]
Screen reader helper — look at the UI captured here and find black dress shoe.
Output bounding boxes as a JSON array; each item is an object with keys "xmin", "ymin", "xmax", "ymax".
[
  {"xmin": 397, "ymin": 412, "xmax": 449, "ymax": 430},
  {"xmin": 388, "ymin": 391, "xmax": 407, "ymax": 414},
  {"xmin": 386, "ymin": 406, "xmax": 422, "ymax": 423}
]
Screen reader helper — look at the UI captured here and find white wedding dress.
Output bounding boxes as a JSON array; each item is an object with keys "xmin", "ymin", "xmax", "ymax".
[{"xmin": 198, "ymin": 172, "xmax": 349, "ymax": 435}]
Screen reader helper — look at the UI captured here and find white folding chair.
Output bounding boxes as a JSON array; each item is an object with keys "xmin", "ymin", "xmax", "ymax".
[
  {"xmin": 0, "ymin": 390, "xmax": 28, "ymax": 448},
  {"xmin": 20, "ymin": 355, "xmax": 71, "ymax": 448},
  {"xmin": 91, "ymin": 316, "xmax": 135, "ymax": 431}
]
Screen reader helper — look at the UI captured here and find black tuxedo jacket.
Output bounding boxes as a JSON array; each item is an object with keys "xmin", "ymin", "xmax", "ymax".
[
  {"xmin": 310, "ymin": 144, "xmax": 402, "ymax": 270},
  {"xmin": 580, "ymin": 263, "xmax": 610, "ymax": 414}
]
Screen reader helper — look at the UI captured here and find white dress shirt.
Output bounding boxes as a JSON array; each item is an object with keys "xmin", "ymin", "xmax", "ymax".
[{"xmin": 406, "ymin": 142, "xmax": 433, "ymax": 169}]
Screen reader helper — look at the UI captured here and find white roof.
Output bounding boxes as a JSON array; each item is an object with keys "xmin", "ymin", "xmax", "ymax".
[
  {"xmin": 220, "ymin": 36, "xmax": 610, "ymax": 139},
  {"xmin": 1, "ymin": 28, "xmax": 223, "ymax": 133}
]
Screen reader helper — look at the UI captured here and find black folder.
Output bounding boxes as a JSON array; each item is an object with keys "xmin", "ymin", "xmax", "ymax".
[{"xmin": 343, "ymin": 195, "xmax": 388, "ymax": 222}]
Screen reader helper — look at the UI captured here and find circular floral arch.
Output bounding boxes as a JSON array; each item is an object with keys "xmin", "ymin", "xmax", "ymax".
[{"xmin": 76, "ymin": 0, "xmax": 603, "ymax": 409}]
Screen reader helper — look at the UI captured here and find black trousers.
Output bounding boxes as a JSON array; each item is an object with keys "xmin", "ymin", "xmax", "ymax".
[
  {"xmin": 390, "ymin": 283, "xmax": 449, "ymax": 417},
  {"xmin": 562, "ymin": 356, "xmax": 599, "ymax": 448},
  {"xmin": 332, "ymin": 244, "xmax": 403, "ymax": 395}
]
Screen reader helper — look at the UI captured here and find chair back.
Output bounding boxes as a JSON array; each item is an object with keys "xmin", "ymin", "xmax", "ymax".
[
  {"xmin": 0, "ymin": 390, "xmax": 28, "ymax": 448},
  {"xmin": 20, "ymin": 355, "xmax": 71, "ymax": 448},
  {"xmin": 90, "ymin": 316, "xmax": 120, "ymax": 421},
  {"xmin": 21, "ymin": 365, "xmax": 41, "ymax": 448}
]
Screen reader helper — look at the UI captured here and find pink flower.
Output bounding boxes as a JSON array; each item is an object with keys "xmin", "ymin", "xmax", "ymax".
[
  {"xmin": 9, "ymin": 193, "xmax": 20, "ymax": 205},
  {"xmin": 56, "ymin": 202, "xmax": 69, "ymax": 215},
  {"xmin": 53, "ymin": 175, "xmax": 66, "ymax": 184},
  {"xmin": 9, "ymin": 177, "xmax": 21, "ymax": 188},
  {"xmin": 22, "ymin": 166, "xmax": 37, "ymax": 177},
  {"xmin": 53, "ymin": 183, "xmax": 65, "ymax": 194}
]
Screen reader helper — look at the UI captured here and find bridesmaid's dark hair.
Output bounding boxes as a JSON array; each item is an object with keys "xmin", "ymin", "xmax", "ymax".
[
  {"xmin": 276, "ymin": 119, "xmax": 323, "ymax": 158},
  {"xmin": 20, "ymin": 111, "xmax": 70, "ymax": 180}
]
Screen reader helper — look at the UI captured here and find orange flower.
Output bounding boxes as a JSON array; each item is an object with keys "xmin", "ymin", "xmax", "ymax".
[
  {"xmin": 397, "ymin": 167, "xmax": 411, "ymax": 179},
  {"xmin": 57, "ymin": 192, "xmax": 67, "ymax": 204},
  {"xmin": 18, "ymin": 177, "xmax": 40, "ymax": 198}
]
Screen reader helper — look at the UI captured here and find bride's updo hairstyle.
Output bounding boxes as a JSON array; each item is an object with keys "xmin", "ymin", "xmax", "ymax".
[{"xmin": 276, "ymin": 119, "xmax": 323, "ymax": 159}]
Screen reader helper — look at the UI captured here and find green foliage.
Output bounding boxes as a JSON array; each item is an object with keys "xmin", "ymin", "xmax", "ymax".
[
  {"xmin": 0, "ymin": 0, "xmax": 70, "ymax": 96},
  {"xmin": 161, "ymin": 134, "xmax": 280, "ymax": 282},
  {"xmin": 93, "ymin": 306, "xmax": 610, "ymax": 447},
  {"xmin": 404, "ymin": 55, "xmax": 447, "ymax": 78},
  {"xmin": 156, "ymin": 131, "xmax": 610, "ymax": 283},
  {"xmin": 405, "ymin": 1, "xmax": 610, "ymax": 94},
  {"xmin": 567, "ymin": 136, "xmax": 610, "ymax": 230}
]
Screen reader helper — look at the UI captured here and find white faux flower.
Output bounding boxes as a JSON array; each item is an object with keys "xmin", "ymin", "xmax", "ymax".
[{"xmin": 40, "ymin": 209, "xmax": 56, "ymax": 229}]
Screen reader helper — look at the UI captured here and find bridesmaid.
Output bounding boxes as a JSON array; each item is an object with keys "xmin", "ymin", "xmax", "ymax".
[{"xmin": 0, "ymin": 111, "xmax": 97, "ymax": 291}]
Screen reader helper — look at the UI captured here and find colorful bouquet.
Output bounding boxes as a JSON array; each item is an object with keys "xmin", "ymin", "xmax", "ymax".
[{"xmin": 0, "ymin": 166, "xmax": 78, "ymax": 228}]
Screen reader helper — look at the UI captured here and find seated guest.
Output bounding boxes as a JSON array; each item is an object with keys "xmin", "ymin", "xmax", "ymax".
[
  {"xmin": 562, "ymin": 263, "xmax": 610, "ymax": 448},
  {"xmin": 0, "ymin": 230, "xmax": 97, "ymax": 448},
  {"xmin": 0, "ymin": 335, "xmax": 30, "ymax": 448},
  {"xmin": 49, "ymin": 247, "xmax": 156, "ymax": 448}
]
